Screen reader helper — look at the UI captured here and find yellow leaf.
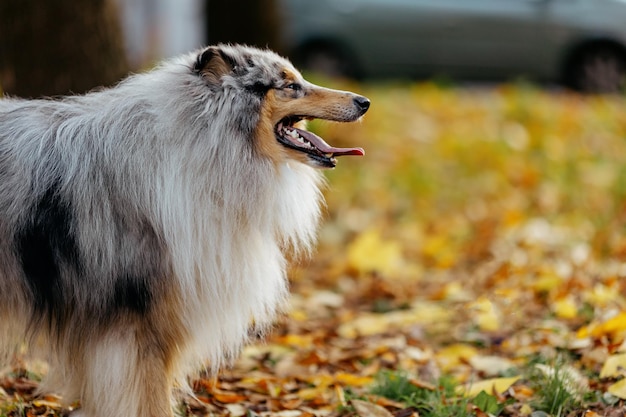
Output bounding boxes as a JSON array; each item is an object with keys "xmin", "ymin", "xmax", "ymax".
[
  {"xmin": 576, "ymin": 324, "xmax": 591, "ymax": 339},
  {"xmin": 289, "ymin": 309, "xmax": 308, "ymax": 322},
  {"xmin": 503, "ymin": 209, "xmax": 524, "ymax": 227},
  {"xmin": 600, "ymin": 353, "xmax": 626, "ymax": 378},
  {"xmin": 31, "ymin": 399, "xmax": 62, "ymax": 408},
  {"xmin": 599, "ymin": 311, "xmax": 626, "ymax": 334},
  {"xmin": 457, "ymin": 375, "xmax": 521, "ymax": 397},
  {"xmin": 338, "ymin": 304, "xmax": 452, "ymax": 339},
  {"xmin": 553, "ymin": 296, "xmax": 578, "ymax": 319},
  {"xmin": 607, "ymin": 378, "xmax": 626, "ymax": 399},
  {"xmin": 469, "ymin": 297, "xmax": 501, "ymax": 331},
  {"xmin": 347, "ymin": 230, "xmax": 402, "ymax": 275},
  {"xmin": 279, "ymin": 333, "xmax": 314, "ymax": 348},
  {"xmin": 337, "ymin": 313, "xmax": 392, "ymax": 338},
  {"xmin": 421, "ymin": 235, "xmax": 456, "ymax": 268},
  {"xmin": 584, "ymin": 284, "xmax": 620, "ymax": 307},
  {"xmin": 296, "ymin": 386, "xmax": 327, "ymax": 401},
  {"xmin": 532, "ymin": 272, "xmax": 563, "ymax": 292},
  {"xmin": 519, "ymin": 403, "xmax": 533, "ymax": 416},
  {"xmin": 439, "ymin": 281, "xmax": 472, "ymax": 301},
  {"xmin": 436, "ymin": 344, "xmax": 479, "ymax": 372},
  {"xmin": 577, "ymin": 311, "xmax": 626, "ymax": 341},
  {"xmin": 306, "ymin": 373, "xmax": 335, "ymax": 388},
  {"xmin": 335, "ymin": 372, "xmax": 374, "ymax": 387}
]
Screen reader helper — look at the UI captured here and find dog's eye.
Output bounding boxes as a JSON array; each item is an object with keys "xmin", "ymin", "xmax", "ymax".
[{"xmin": 285, "ymin": 83, "xmax": 302, "ymax": 91}]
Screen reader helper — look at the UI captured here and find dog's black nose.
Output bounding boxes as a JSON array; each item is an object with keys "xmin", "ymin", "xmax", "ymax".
[{"xmin": 353, "ymin": 95, "xmax": 370, "ymax": 113}]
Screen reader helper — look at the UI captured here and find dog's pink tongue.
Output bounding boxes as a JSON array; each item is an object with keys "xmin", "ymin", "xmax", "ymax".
[{"xmin": 297, "ymin": 128, "xmax": 365, "ymax": 156}]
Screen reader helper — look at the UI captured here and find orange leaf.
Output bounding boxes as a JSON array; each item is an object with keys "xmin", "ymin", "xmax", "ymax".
[{"xmin": 212, "ymin": 391, "xmax": 247, "ymax": 403}]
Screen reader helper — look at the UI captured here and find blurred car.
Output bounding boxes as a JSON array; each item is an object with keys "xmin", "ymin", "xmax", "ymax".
[{"xmin": 279, "ymin": 0, "xmax": 626, "ymax": 92}]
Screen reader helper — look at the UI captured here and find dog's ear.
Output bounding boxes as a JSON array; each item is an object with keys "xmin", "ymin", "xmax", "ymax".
[{"xmin": 193, "ymin": 47, "xmax": 236, "ymax": 86}]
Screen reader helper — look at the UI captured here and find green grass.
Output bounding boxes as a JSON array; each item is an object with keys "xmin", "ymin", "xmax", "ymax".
[
  {"xmin": 371, "ymin": 371, "xmax": 473, "ymax": 417},
  {"xmin": 370, "ymin": 356, "xmax": 593, "ymax": 417},
  {"xmin": 527, "ymin": 358, "xmax": 585, "ymax": 417}
]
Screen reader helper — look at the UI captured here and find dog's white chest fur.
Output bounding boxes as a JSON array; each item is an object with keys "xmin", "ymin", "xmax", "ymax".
[{"xmin": 177, "ymin": 162, "xmax": 324, "ymax": 371}]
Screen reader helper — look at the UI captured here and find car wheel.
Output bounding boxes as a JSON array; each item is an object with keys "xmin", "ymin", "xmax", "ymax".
[
  {"xmin": 297, "ymin": 44, "xmax": 358, "ymax": 79},
  {"xmin": 569, "ymin": 45, "xmax": 626, "ymax": 93}
]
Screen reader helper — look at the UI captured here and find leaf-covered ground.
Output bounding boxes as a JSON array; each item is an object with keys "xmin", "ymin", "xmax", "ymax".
[{"xmin": 3, "ymin": 82, "xmax": 626, "ymax": 417}]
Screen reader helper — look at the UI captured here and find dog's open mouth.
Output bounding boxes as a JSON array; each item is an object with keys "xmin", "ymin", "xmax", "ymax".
[{"xmin": 275, "ymin": 117, "xmax": 364, "ymax": 168}]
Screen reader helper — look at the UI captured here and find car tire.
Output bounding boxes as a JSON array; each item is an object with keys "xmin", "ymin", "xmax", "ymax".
[{"xmin": 568, "ymin": 45, "xmax": 626, "ymax": 93}]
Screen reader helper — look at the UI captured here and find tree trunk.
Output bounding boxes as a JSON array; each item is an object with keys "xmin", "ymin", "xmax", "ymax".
[
  {"xmin": 206, "ymin": 0, "xmax": 283, "ymax": 53},
  {"xmin": 0, "ymin": 0, "xmax": 129, "ymax": 98}
]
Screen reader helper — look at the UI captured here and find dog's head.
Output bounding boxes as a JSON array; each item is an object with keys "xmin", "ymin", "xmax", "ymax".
[{"xmin": 192, "ymin": 44, "xmax": 369, "ymax": 169}]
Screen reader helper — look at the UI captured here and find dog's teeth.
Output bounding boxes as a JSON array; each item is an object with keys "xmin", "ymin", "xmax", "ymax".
[
  {"xmin": 283, "ymin": 127, "xmax": 316, "ymax": 150},
  {"xmin": 325, "ymin": 153, "xmax": 333, "ymax": 158}
]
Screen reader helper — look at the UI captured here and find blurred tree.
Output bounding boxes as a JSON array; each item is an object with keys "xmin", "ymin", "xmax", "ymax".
[
  {"xmin": 0, "ymin": 0, "xmax": 129, "ymax": 98},
  {"xmin": 206, "ymin": 0, "xmax": 283, "ymax": 53}
]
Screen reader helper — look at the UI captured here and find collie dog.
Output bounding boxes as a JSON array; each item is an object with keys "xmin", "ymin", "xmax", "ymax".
[{"xmin": 0, "ymin": 44, "xmax": 369, "ymax": 416}]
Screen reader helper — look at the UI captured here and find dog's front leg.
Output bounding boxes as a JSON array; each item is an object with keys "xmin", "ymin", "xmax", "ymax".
[{"xmin": 72, "ymin": 326, "xmax": 177, "ymax": 417}]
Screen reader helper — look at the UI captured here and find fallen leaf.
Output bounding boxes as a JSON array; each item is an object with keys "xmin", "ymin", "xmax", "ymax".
[
  {"xmin": 224, "ymin": 404, "xmax": 247, "ymax": 417},
  {"xmin": 469, "ymin": 297, "xmax": 501, "ymax": 331},
  {"xmin": 337, "ymin": 313, "xmax": 391, "ymax": 338},
  {"xmin": 457, "ymin": 375, "xmax": 521, "ymax": 397},
  {"xmin": 531, "ymin": 271, "xmax": 563, "ymax": 292},
  {"xmin": 337, "ymin": 304, "xmax": 451, "ymax": 338},
  {"xmin": 519, "ymin": 403, "xmax": 533, "ymax": 415},
  {"xmin": 552, "ymin": 295, "xmax": 578, "ymax": 319},
  {"xmin": 334, "ymin": 372, "xmax": 374, "ymax": 387},
  {"xmin": 590, "ymin": 312, "xmax": 626, "ymax": 339},
  {"xmin": 368, "ymin": 395, "xmax": 405, "ymax": 409},
  {"xmin": 347, "ymin": 230, "xmax": 403, "ymax": 275},
  {"xmin": 607, "ymin": 378, "xmax": 626, "ymax": 399},
  {"xmin": 436, "ymin": 343, "xmax": 479, "ymax": 372},
  {"xmin": 212, "ymin": 391, "xmax": 247, "ymax": 403},
  {"xmin": 296, "ymin": 387, "xmax": 327, "ymax": 401},
  {"xmin": 600, "ymin": 353, "xmax": 626, "ymax": 378},
  {"xmin": 31, "ymin": 399, "xmax": 63, "ymax": 408},
  {"xmin": 469, "ymin": 355, "xmax": 516, "ymax": 376},
  {"xmin": 273, "ymin": 411, "xmax": 303, "ymax": 417},
  {"xmin": 583, "ymin": 284, "xmax": 621, "ymax": 307},
  {"xmin": 351, "ymin": 399, "xmax": 394, "ymax": 417}
]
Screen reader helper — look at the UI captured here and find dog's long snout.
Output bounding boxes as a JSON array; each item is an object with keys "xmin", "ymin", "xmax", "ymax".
[{"xmin": 353, "ymin": 95, "xmax": 371, "ymax": 114}]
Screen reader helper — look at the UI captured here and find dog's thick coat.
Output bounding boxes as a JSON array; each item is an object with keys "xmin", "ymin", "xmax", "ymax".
[{"xmin": 0, "ymin": 44, "xmax": 368, "ymax": 416}]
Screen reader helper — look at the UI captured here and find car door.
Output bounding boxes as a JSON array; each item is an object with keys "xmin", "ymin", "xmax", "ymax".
[
  {"xmin": 340, "ymin": 0, "xmax": 551, "ymax": 79},
  {"xmin": 431, "ymin": 0, "xmax": 551, "ymax": 79}
]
